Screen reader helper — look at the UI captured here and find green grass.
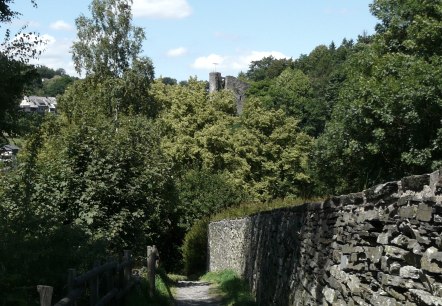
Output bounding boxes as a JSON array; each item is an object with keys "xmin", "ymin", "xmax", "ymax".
[
  {"xmin": 210, "ymin": 197, "xmax": 323, "ymax": 222},
  {"xmin": 201, "ymin": 270, "xmax": 256, "ymax": 306},
  {"xmin": 166, "ymin": 273, "xmax": 187, "ymax": 283},
  {"xmin": 124, "ymin": 268, "xmax": 175, "ymax": 306}
]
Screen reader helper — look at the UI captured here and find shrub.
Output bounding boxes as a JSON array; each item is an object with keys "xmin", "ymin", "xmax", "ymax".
[
  {"xmin": 181, "ymin": 218, "xmax": 209, "ymax": 277},
  {"xmin": 177, "ymin": 169, "xmax": 247, "ymax": 231}
]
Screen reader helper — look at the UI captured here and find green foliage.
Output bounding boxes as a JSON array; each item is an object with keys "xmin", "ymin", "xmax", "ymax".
[
  {"xmin": 0, "ymin": 1, "xmax": 43, "ymax": 138},
  {"xmin": 35, "ymin": 74, "xmax": 77, "ymax": 96},
  {"xmin": 1, "ymin": 4, "xmax": 43, "ymax": 63},
  {"xmin": 155, "ymin": 79, "xmax": 313, "ymax": 201},
  {"xmin": 0, "ymin": 124, "xmax": 108, "ymax": 303},
  {"xmin": 0, "ymin": 1, "xmax": 37, "ymax": 24},
  {"xmin": 370, "ymin": 0, "xmax": 442, "ymax": 57},
  {"xmin": 34, "ymin": 114, "xmax": 177, "ymax": 252},
  {"xmin": 245, "ymin": 56, "xmax": 294, "ymax": 82},
  {"xmin": 0, "ymin": 54, "xmax": 39, "ymax": 136},
  {"xmin": 35, "ymin": 65, "xmax": 66, "ymax": 79},
  {"xmin": 25, "ymin": 65, "xmax": 78, "ymax": 97},
  {"xmin": 59, "ymin": 71, "xmax": 158, "ymax": 121},
  {"xmin": 266, "ymin": 68, "xmax": 325, "ymax": 135},
  {"xmin": 201, "ymin": 270, "xmax": 256, "ymax": 306},
  {"xmin": 177, "ymin": 168, "xmax": 247, "ymax": 230},
  {"xmin": 311, "ymin": 0, "xmax": 442, "ymax": 194},
  {"xmin": 158, "ymin": 76, "xmax": 177, "ymax": 85},
  {"xmin": 72, "ymin": 0, "xmax": 146, "ymax": 77},
  {"xmin": 181, "ymin": 218, "xmax": 209, "ymax": 277},
  {"xmin": 237, "ymin": 98, "xmax": 313, "ymax": 199},
  {"xmin": 313, "ymin": 49, "xmax": 442, "ymax": 194},
  {"xmin": 244, "ymin": 42, "xmax": 356, "ymax": 139}
]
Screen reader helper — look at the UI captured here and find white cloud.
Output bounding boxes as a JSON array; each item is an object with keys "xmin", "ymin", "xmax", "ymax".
[
  {"xmin": 191, "ymin": 51, "xmax": 289, "ymax": 72},
  {"xmin": 132, "ymin": 0, "xmax": 192, "ymax": 19},
  {"xmin": 50, "ymin": 20, "xmax": 73, "ymax": 31},
  {"xmin": 192, "ymin": 54, "xmax": 225, "ymax": 70},
  {"xmin": 21, "ymin": 33, "xmax": 78, "ymax": 76},
  {"xmin": 167, "ymin": 47, "xmax": 187, "ymax": 57}
]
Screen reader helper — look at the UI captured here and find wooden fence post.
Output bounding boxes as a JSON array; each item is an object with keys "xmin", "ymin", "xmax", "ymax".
[
  {"xmin": 147, "ymin": 245, "xmax": 159, "ymax": 298},
  {"xmin": 67, "ymin": 268, "xmax": 77, "ymax": 306},
  {"xmin": 123, "ymin": 250, "xmax": 131, "ymax": 289},
  {"xmin": 37, "ymin": 285, "xmax": 53, "ymax": 306},
  {"xmin": 105, "ymin": 257, "xmax": 116, "ymax": 306},
  {"xmin": 89, "ymin": 260, "xmax": 100, "ymax": 306},
  {"xmin": 68, "ymin": 268, "xmax": 76, "ymax": 292}
]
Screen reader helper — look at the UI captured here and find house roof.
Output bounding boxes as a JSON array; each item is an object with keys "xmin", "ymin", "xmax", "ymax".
[
  {"xmin": 20, "ymin": 96, "xmax": 57, "ymax": 109},
  {"xmin": 1, "ymin": 144, "xmax": 20, "ymax": 152}
]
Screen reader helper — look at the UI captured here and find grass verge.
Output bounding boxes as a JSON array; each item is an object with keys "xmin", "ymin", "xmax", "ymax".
[
  {"xmin": 124, "ymin": 268, "xmax": 175, "ymax": 306},
  {"xmin": 211, "ymin": 197, "xmax": 323, "ymax": 222},
  {"xmin": 201, "ymin": 270, "xmax": 256, "ymax": 306}
]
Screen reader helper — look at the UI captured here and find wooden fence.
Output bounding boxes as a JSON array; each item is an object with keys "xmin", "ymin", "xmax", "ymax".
[{"xmin": 37, "ymin": 250, "xmax": 134, "ymax": 306}]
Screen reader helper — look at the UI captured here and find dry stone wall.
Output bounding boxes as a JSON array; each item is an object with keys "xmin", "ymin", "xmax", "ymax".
[{"xmin": 208, "ymin": 171, "xmax": 442, "ymax": 305}]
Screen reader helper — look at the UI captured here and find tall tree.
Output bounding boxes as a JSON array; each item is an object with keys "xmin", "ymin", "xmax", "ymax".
[
  {"xmin": 370, "ymin": 0, "xmax": 442, "ymax": 57},
  {"xmin": 312, "ymin": 0, "xmax": 442, "ymax": 194},
  {"xmin": 71, "ymin": 0, "xmax": 146, "ymax": 77},
  {"xmin": 70, "ymin": 0, "xmax": 157, "ymax": 118}
]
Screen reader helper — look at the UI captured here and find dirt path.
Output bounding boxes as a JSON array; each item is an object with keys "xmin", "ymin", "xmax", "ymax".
[{"xmin": 174, "ymin": 281, "xmax": 223, "ymax": 306}]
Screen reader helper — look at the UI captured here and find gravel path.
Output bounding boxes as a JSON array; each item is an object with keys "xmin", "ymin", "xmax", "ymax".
[{"xmin": 174, "ymin": 281, "xmax": 223, "ymax": 306}]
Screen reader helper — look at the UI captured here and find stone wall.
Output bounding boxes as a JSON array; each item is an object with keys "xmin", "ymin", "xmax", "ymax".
[
  {"xmin": 224, "ymin": 76, "xmax": 250, "ymax": 115},
  {"xmin": 208, "ymin": 171, "xmax": 442, "ymax": 305},
  {"xmin": 208, "ymin": 72, "xmax": 249, "ymax": 115}
]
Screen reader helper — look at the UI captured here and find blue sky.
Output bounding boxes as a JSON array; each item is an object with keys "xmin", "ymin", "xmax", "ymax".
[{"xmin": 9, "ymin": 0, "xmax": 378, "ymax": 81}]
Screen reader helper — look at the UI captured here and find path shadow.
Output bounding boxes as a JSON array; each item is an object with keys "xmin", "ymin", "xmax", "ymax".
[
  {"xmin": 175, "ymin": 300, "xmax": 221, "ymax": 306},
  {"xmin": 175, "ymin": 281, "xmax": 212, "ymax": 287}
]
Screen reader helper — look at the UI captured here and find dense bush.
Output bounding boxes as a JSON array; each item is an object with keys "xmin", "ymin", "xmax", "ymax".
[
  {"xmin": 176, "ymin": 168, "xmax": 247, "ymax": 230},
  {"xmin": 181, "ymin": 218, "xmax": 209, "ymax": 277}
]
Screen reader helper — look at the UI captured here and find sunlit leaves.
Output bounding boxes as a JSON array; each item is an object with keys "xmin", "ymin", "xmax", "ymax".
[
  {"xmin": 155, "ymin": 79, "xmax": 313, "ymax": 200},
  {"xmin": 71, "ymin": 0, "xmax": 146, "ymax": 77}
]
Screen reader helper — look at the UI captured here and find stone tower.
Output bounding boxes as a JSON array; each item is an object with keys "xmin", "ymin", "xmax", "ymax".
[{"xmin": 209, "ymin": 72, "xmax": 223, "ymax": 93}]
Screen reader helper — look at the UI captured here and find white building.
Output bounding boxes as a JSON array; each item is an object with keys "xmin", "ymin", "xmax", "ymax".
[{"xmin": 19, "ymin": 96, "xmax": 57, "ymax": 113}]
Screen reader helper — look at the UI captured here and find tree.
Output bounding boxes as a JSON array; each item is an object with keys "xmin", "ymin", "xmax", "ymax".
[
  {"xmin": 1, "ymin": 0, "xmax": 43, "ymax": 62},
  {"xmin": 38, "ymin": 75, "xmax": 77, "ymax": 96},
  {"xmin": 312, "ymin": 0, "xmax": 442, "ymax": 194},
  {"xmin": 1, "ymin": 1, "xmax": 37, "ymax": 22},
  {"xmin": 59, "ymin": 61, "xmax": 158, "ymax": 122},
  {"xmin": 0, "ymin": 1, "xmax": 42, "ymax": 137},
  {"xmin": 70, "ymin": 0, "xmax": 157, "ymax": 118},
  {"xmin": 176, "ymin": 169, "xmax": 246, "ymax": 230},
  {"xmin": 245, "ymin": 56, "xmax": 294, "ymax": 82},
  {"xmin": 0, "ymin": 55, "xmax": 38, "ymax": 137},
  {"xmin": 71, "ymin": 0, "xmax": 146, "ymax": 77},
  {"xmin": 154, "ymin": 78, "xmax": 313, "ymax": 200},
  {"xmin": 268, "ymin": 68, "xmax": 319, "ymax": 134},
  {"xmin": 370, "ymin": 0, "xmax": 442, "ymax": 57},
  {"xmin": 159, "ymin": 76, "xmax": 177, "ymax": 85},
  {"xmin": 234, "ymin": 97, "xmax": 313, "ymax": 199}
]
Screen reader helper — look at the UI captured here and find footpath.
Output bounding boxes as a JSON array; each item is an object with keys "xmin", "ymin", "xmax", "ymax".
[{"xmin": 174, "ymin": 281, "xmax": 222, "ymax": 306}]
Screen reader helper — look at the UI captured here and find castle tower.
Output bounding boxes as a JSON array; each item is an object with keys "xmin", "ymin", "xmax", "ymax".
[{"xmin": 209, "ymin": 72, "xmax": 223, "ymax": 93}]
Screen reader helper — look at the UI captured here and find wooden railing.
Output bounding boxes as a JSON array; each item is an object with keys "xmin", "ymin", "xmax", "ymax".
[{"xmin": 37, "ymin": 250, "xmax": 135, "ymax": 306}]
